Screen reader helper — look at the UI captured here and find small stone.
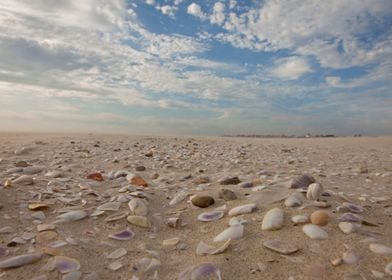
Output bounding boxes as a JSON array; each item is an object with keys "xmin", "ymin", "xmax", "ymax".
[
  {"xmin": 86, "ymin": 172, "xmax": 104, "ymax": 181},
  {"xmin": 191, "ymin": 195, "xmax": 215, "ymax": 208},
  {"xmin": 127, "ymin": 174, "xmax": 148, "ymax": 187},
  {"xmin": 28, "ymin": 203, "xmax": 50, "ymax": 211},
  {"xmin": 310, "ymin": 210, "xmax": 329, "ymax": 226},
  {"xmin": 135, "ymin": 166, "xmax": 146, "ymax": 171},
  {"xmin": 291, "ymin": 215, "xmax": 309, "ymax": 225},
  {"xmin": 15, "ymin": 161, "xmax": 29, "ymax": 167},
  {"xmin": 218, "ymin": 189, "xmax": 237, "ymax": 201},
  {"xmin": 261, "ymin": 208, "xmax": 284, "ymax": 231},
  {"xmin": 338, "ymin": 222, "xmax": 360, "ymax": 234},
  {"xmin": 302, "ymin": 224, "xmax": 329, "ymax": 240},
  {"xmin": 219, "ymin": 176, "xmax": 241, "ymax": 185}
]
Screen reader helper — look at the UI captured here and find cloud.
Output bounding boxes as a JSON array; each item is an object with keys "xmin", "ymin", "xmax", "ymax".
[
  {"xmin": 156, "ymin": 5, "xmax": 178, "ymax": 18},
  {"xmin": 210, "ymin": 2, "xmax": 226, "ymax": 25},
  {"xmin": 325, "ymin": 76, "xmax": 341, "ymax": 87},
  {"xmin": 187, "ymin": 3, "xmax": 207, "ymax": 20},
  {"xmin": 270, "ymin": 57, "xmax": 313, "ymax": 80}
]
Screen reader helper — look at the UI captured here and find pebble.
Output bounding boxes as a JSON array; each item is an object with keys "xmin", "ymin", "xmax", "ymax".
[
  {"xmin": 218, "ymin": 189, "xmax": 237, "ymax": 201},
  {"xmin": 302, "ymin": 224, "xmax": 329, "ymax": 240},
  {"xmin": 191, "ymin": 195, "xmax": 215, "ymax": 208},
  {"xmin": 291, "ymin": 215, "xmax": 309, "ymax": 225},
  {"xmin": 310, "ymin": 210, "xmax": 329, "ymax": 226},
  {"xmin": 338, "ymin": 222, "xmax": 360, "ymax": 234},
  {"xmin": 219, "ymin": 176, "xmax": 241, "ymax": 185}
]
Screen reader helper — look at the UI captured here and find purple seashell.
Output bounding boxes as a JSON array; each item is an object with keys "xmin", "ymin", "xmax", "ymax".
[
  {"xmin": 340, "ymin": 213, "xmax": 362, "ymax": 223},
  {"xmin": 0, "ymin": 253, "xmax": 42, "ymax": 269},
  {"xmin": 179, "ymin": 263, "xmax": 222, "ymax": 280},
  {"xmin": 0, "ymin": 247, "xmax": 9, "ymax": 258},
  {"xmin": 109, "ymin": 228, "xmax": 135, "ymax": 241},
  {"xmin": 54, "ymin": 256, "xmax": 80, "ymax": 274},
  {"xmin": 289, "ymin": 174, "xmax": 315, "ymax": 189},
  {"xmin": 198, "ymin": 211, "xmax": 224, "ymax": 222},
  {"xmin": 342, "ymin": 202, "xmax": 364, "ymax": 213}
]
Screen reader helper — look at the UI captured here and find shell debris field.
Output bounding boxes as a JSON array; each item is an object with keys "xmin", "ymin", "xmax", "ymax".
[{"xmin": 0, "ymin": 133, "xmax": 391, "ymax": 279}]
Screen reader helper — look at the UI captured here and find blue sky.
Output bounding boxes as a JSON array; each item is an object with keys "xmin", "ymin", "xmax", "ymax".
[{"xmin": 0, "ymin": 0, "xmax": 391, "ymax": 135}]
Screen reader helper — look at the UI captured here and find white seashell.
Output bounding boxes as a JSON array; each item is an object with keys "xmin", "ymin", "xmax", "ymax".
[
  {"xmin": 12, "ymin": 175, "xmax": 34, "ymax": 185},
  {"xmin": 137, "ymin": 257, "xmax": 161, "ymax": 273},
  {"xmin": 128, "ymin": 198, "xmax": 148, "ymax": 216},
  {"xmin": 263, "ymin": 239, "xmax": 300, "ymax": 255},
  {"xmin": 338, "ymin": 222, "xmax": 360, "ymax": 234},
  {"xmin": 179, "ymin": 263, "xmax": 222, "ymax": 280},
  {"xmin": 342, "ymin": 250, "xmax": 362, "ymax": 264},
  {"xmin": 198, "ymin": 211, "xmax": 224, "ymax": 222},
  {"xmin": 261, "ymin": 208, "xmax": 284, "ymax": 231},
  {"xmin": 166, "ymin": 217, "xmax": 180, "ymax": 228},
  {"xmin": 107, "ymin": 248, "xmax": 127, "ymax": 259},
  {"xmin": 54, "ymin": 210, "xmax": 88, "ymax": 224},
  {"xmin": 229, "ymin": 217, "xmax": 248, "ymax": 226},
  {"xmin": 306, "ymin": 183, "xmax": 323, "ymax": 200},
  {"xmin": 169, "ymin": 190, "xmax": 189, "ymax": 205},
  {"xmin": 196, "ymin": 239, "xmax": 231, "ymax": 256},
  {"xmin": 97, "ymin": 202, "xmax": 121, "ymax": 211},
  {"xmin": 23, "ymin": 166, "xmax": 46, "ymax": 175},
  {"xmin": 284, "ymin": 193, "xmax": 304, "ymax": 207},
  {"xmin": 291, "ymin": 215, "xmax": 309, "ymax": 225},
  {"xmin": 228, "ymin": 204, "xmax": 257, "ymax": 216},
  {"xmin": 214, "ymin": 224, "xmax": 244, "ymax": 242},
  {"xmin": 369, "ymin": 243, "xmax": 392, "ymax": 254},
  {"xmin": 0, "ymin": 253, "xmax": 43, "ymax": 269},
  {"xmin": 302, "ymin": 224, "xmax": 328, "ymax": 240},
  {"xmin": 126, "ymin": 216, "xmax": 151, "ymax": 228}
]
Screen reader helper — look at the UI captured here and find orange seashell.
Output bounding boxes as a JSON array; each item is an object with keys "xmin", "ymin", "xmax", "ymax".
[{"xmin": 87, "ymin": 172, "xmax": 104, "ymax": 181}]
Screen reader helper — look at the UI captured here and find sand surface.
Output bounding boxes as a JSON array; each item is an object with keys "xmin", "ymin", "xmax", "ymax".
[{"xmin": 0, "ymin": 133, "xmax": 391, "ymax": 280}]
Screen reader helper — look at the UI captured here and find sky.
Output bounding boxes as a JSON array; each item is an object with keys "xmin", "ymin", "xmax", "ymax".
[{"xmin": 0, "ymin": 0, "xmax": 391, "ymax": 136}]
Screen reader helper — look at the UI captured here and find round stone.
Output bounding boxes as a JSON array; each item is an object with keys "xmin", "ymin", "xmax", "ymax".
[
  {"xmin": 310, "ymin": 210, "xmax": 329, "ymax": 226},
  {"xmin": 191, "ymin": 195, "xmax": 215, "ymax": 208}
]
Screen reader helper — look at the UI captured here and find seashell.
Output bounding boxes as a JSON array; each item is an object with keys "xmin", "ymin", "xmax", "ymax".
[
  {"xmin": 0, "ymin": 226, "xmax": 14, "ymax": 234},
  {"xmin": 108, "ymin": 260, "xmax": 122, "ymax": 271},
  {"xmin": 331, "ymin": 258, "xmax": 343, "ymax": 266},
  {"xmin": 306, "ymin": 183, "xmax": 323, "ymax": 200},
  {"xmin": 228, "ymin": 204, "xmax": 257, "ymax": 216},
  {"xmin": 86, "ymin": 172, "xmax": 104, "ymax": 181},
  {"xmin": 218, "ymin": 189, "xmax": 237, "ymax": 201},
  {"xmin": 342, "ymin": 250, "xmax": 362, "ymax": 264},
  {"xmin": 23, "ymin": 166, "xmax": 46, "ymax": 175},
  {"xmin": 166, "ymin": 217, "xmax": 180, "ymax": 228},
  {"xmin": 54, "ymin": 256, "xmax": 80, "ymax": 274},
  {"xmin": 36, "ymin": 231, "xmax": 57, "ymax": 243},
  {"xmin": 12, "ymin": 175, "xmax": 34, "ymax": 185},
  {"xmin": 310, "ymin": 210, "xmax": 329, "ymax": 226},
  {"xmin": 128, "ymin": 198, "xmax": 148, "ymax": 216},
  {"xmin": 109, "ymin": 229, "xmax": 135, "ymax": 241},
  {"xmin": 250, "ymin": 189, "xmax": 289, "ymax": 206},
  {"xmin": 37, "ymin": 224, "xmax": 56, "ymax": 232},
  {"xmin": 0, "ymin": 253, "xmax": 43, "ymax": 269},
  {"xmin": 198, "ymin": 211, "xmax": 224, "ymax": 222},
  {"xmin": 136, "ymin": 257, "xmax": 161, "ymax": 273},
  {"xmin": 105, "ymin": 211, "xmax": 128, "ymax": 222},
  {"xmin": 107, "ymin": 248, "xmax": 127, "ymax": 259},
  {"xmin": 291, "ymin": 215, "xmax": 309, "ymax": 225},
  {"xmin": 214, "ymin": 224, "xmax": 243, "ymax": 242},
  {"xmin": 385, "ymin": 262, "xmax": 392, "ymax": 276},
  {"xmin": 263, "ymin": 239, "xmax": 300, "ymax": 255},
  {"xmin": 45, "ymin": 171, "xmax": 63, "ymax": 178},
  {"xmin": 228, "ymin": 217, "xmax": 248, "ymax": 226},
  {"xmin": 54, "ymin": 210, "xmax": 88, "ymax": 224},
  {"xmin": 261, "ymin": 208, "xmax": 284, "ymax": 231},
  {"xmin": 196, "ymin": 239, "xmax": 231, "ymax": 256},
  {"xmin": 284, "ymin": 193, "xmax": 304, "ymax": 207},
  {"xmin": 90, "ymin": 210, "xmax": 105, "ymax": 217},
  {"xmin": 369, "ymin": 243, "xmax": 392, "ymax": 254},
  {"xmin": 338, "ymin": 222, "xmax": 360, "ymax": 234},
  {"xmin": 162, "ymin": 237, "xmax": 180, "ymax": 247},
  {"xmin": 63, "ymin": 271, "xmax": 81, "ymax": 280},
  {"xmin": 341, "ymin": 202, "xmax": 364, "ymax": 213},
  {"xmin": 312, "ymin": 201, "xmax": 331, "ymax": 208},
  {"xmin": 169, "ymin": 191, "xmax": 189, "ymax": 205},
  {"xmin": 179, "ymin": 263, "xmax": 222, "ymax": 280},
  {"xmin": 0, "ymin": 247, "xmax": 9, "ymax": 258},
  {"xmin": 339, "ymin": 213, "xmax": 362, "ymax": 223},
  {"xmin": 191, "ymin": 195, "xmax": 215, "ymax": 208},
  {"xmin": 28, "ymin": 203, "xmax": 50, "ymax": 211},
  {"xmin": 289, "ymin": 174, "xmax": 315, "ymax": 189},
  {"xmin": 302, "ymin": 224, "xmax": 329, "ymax": 240},
  {"xmin": 126, "ymin": 216, "xmax": 151, "ymax": 228},
  {"xmin": 127, "ymin": 174, "xmax": 148, "ymax": 187},
  {"xmin": 219, "ymin": 176, "xmax": 241, "ymax": 185},
  {"xmin": 97, "ymin": 202, "xmax": 121, "ymax": 211}
]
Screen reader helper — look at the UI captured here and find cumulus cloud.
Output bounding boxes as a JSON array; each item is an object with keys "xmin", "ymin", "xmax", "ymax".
[
  {"xmin": 325, "ymin": 76, "xmax": 341, "ymax": 87},
  {"xmin": 187, "ymin": 3, "xmax": 207, "ymax": 20},
  {"xmin": 210, "ymin": 2, "xmax": 226, "ymax": 25},
  {"xmin": 270, "ymin": 57, "xmax": 313, "ymax": 80}
]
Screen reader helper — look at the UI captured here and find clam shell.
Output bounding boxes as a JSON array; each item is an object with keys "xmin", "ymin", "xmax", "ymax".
[
  {"xmin": 263, "ymin": 239, "xmax": 300, "ymax": 255},
  {"xmin": 306, "ymin": 183, "xmax": 323, "ymax": 200},
  {"xmin": 126, "ymin": 215, "xmax": 151, "ymax": 228},
  {"xmin": 198, "ymin": 211, "xmax": 224, "ymax": 222},
  {"xmin": 109, "ymin": 229, "xmax": 135, "ymax": 241},
  {"xmin": 179, "ymin": 263, "xmax": 222, "ymax": 280},
  {"xmin": 284, "ymin": 193, "xmax": 304, "ymax": 207},
  {"xmin": 107, "ymin": 248, "xmax": 127, "ymax": 259},
  {"xmin": 54, "ymin": 256, "xmax": 80, "ymax": 273},
  {"xmin": 291, "ymin": 215, "xmax": 309, "ymax": 225},
  {"xmin": 136, "ymin": 257, "xmax": 161, "ymax": 273},
  {"xmin": 196, "ymin": 239, "xmax": 231, "ymax": 256},
  {"xmin": 105, "ymin": 211, "xmax": 128, "ymax": 222},
  {"xmin": 54, "ymin": 210, "xmax": 88, "ymax": 224},
  {"xmin": 342, "ymin": 250, "xmax": 362, "ymax": 264},
  {"xmin": 12, "ymin": 175, "xmax": 34, "ymax": 185},
  {"xmin": 128, "ymin": 198, "xmax": 148, "ymax": 216},
  {"xmin": 338, "ymin": 222, "xmax": 360, "ymax": 234},
  {"xmin": 214, "ymin": 224, "xmax": 244, "ymax": 242},
  {"xmin": 0, "ymin": 253, "xmax": 43, "ymax": 269},
  {"xmin": 302, "ymin": 224, "xmax": 329, "ymax": 240},
  {"xmin": 369, "ymin": 243, "xmax": 392, "ymax": 254},
  {"xmin": 97, "ymin": 202, "xmax": 121, "ymax": 211},
  {"xmin": 261, "ymin": 208, "xmax": 284, "ymax": 231},
  {"xmin": 228, "ymin": 204, "xmax": 257, "ymax": 216},
  {"xmin": 341, "ymin": 202, "xmax": 364, "ymax": 213},
  {"xmin": 289, "ymin": 174, "xmax": 315, "ymax": 189}
]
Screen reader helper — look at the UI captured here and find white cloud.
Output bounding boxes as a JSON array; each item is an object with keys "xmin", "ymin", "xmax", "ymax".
[
  {"xmin": 187, "ymin": 3, "xmax": 207, "ymax": 20},
  {"xmin": 210, "ymin": 2, "xmax": 225, "ymax": 25},
  {"xmin": 145, "ymin": 0, "xmax": 155, "ymax": 5},
  {"xmin": 325, "ymin": 76, "xmax": 341, "ymax": 87},
  {"xmin": 156, "ymin": 5, "xmax": 178, "ymax": 18},
  {"xmin": 270, "ymin": 57, "xmax": 313, "ymax": 80}
]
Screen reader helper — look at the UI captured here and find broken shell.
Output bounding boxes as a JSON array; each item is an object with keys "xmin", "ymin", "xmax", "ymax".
[
  {"xmin": 214, "ymin": 224, "xmax": 244, "ymax": 242},
  {"xmin": 136, "ymin": 257, "xmax": 161, "ymax": 273},
  {"xmin": 179, "ymin": 263, "xmax": 222, "ymax": 280},
  {"xmin": 284, "ymin": 193, "xmax": 304, "ymax": 207},
  {"xmin": 28, "ymin": 203, "xmax": 50, "ymax": 211},
  {"xmin": 166, "ymin": 217, "xmax": 180, "ymax": 228},
  {"xmin": 0, "ymin": 253, "xmax": 42, "ymax": 269},
  {"xmin": 196, "ymin": 239, "xmax": 231, "ymax": 256},
  {"xmin": 369, "ymin": 243, "xmax": 392, "ymax": 254},
  {"xmin": 338, "ymin": 222, "xmax": 360, "ymax": 234},
  {"xmin": 228, "ymin": 204, "xmax": 257, "ymax": 216},
  {"xmin": 97, "ymin": 202, "xmax": 121, "ymax": 211},
  {"xmin": 229, "ymin": 217, "xmax": 247, "ymax": 226},
  {"xmin": 128, "ymin": 198, "xmax": 148, "ymax": 216},
  {"xmin": 105, "ymin": 211, "xmax": 128, "ymax": 222},
  {"xmin": 263, "ymin": 239, "xmax": 300, "ymax": 255},
  {"xmin": 169, "ymin": 191, "xmax": 189, "ymax": 205},
  {"xmin": 289, "ymin": 174, "xmax": 315, "ymax": 189},
  {"xmin": 261, "ymin": 208, "xmax": 284, "ymax": 231},
  {"xmin": 385, "ymin": 262, "xmax": 392, "ymax": 276},
  {"xmin": 126, "ymin": 216, "xmax": 151, "ymax": 228},
  {"xmin": 306, "ymin": 183, "xmax": 323, "ymax": 200},
  {"xmin": 339, "ymin": 213, "xmax": 362, "ymax": 223},
  {"xmin": 54, "ymin": 256, "xmax": 80, "ymax": 273},
  {"xmin": 109, "ymin": 229, "xmax": 135, "ymax": 241},
  {"xmin": 162, "ymin": 237, "xmax": 180, "ymax": 247},
  {"xmin": 198, "ymin": 211, "xmax": 224, "ymax": 222},
  {"xmin": 107, "ymin": 248, "xmax": 127, "ymax": 259},
  {"xmin": 341, "ymin": 202, "xmax": 364, "ymax": 213},
  {"xmin": 12, "ymin": 175, "xmax": 34, "ymax": 185},
  {"xmin": 54, "ymin": 210, "xmax": 88, "ymax": 224},
  {"xmin": 302, "ymin": 224, "xmax": 329, "ymax": 240},
  {"xmin": 342, "ymin": 250, "xmax": 362, "ymax": 264}
]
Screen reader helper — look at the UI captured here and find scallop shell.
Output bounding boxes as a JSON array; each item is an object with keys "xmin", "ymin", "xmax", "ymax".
[
  {"xmin": 128, "ymin": 198, "xmax": 148, "ymax": 216},
  {"xmin": 228, "ymin": 204, "xmax": 257, "ymax": 216},
  {"xmin": 306, "ymin": 183, "xmax": 323, "ymax": 200},
  {"xmin": 261, "ymin": 208, "xmax": 284, "ymax": 231},
  {"xmin": 284, "ymin": 193, "xmax": 304, "ymax": 207},
  {"xmin": 0, "ymin": 253, "xmax": 43, "ymax": 269},
  {"xmin": 213, "ymin": 224, "xmax": 244, "ymax": 242},
  {"xmin": 302, "ymin": 224, "xmax": 329, "ymax": 240},
  {"xmin": 198, "ymin": 211, "xmax": 224, "ymax": 222},
  {"xmin": 179, "ymin": 263, "xmax": 222, "ymax": 280}
]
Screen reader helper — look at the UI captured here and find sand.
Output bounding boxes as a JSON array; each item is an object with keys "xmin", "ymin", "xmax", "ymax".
[{"xmin": 0, "ymin": 133, "xmax": 391, "ymax": 280}]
